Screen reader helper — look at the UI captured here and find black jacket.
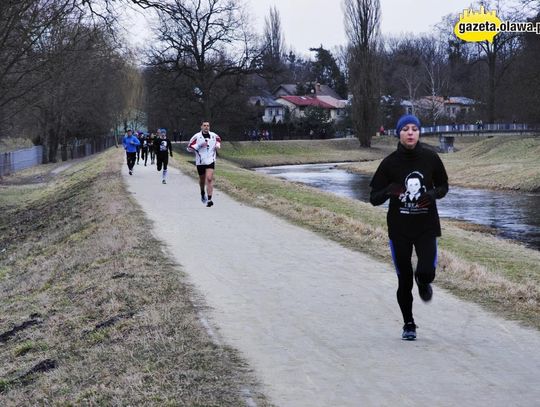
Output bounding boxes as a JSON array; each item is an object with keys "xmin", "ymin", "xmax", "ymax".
[{"xmin": 369, "ymin": 142, "xmax": 449, "ymax": 239}]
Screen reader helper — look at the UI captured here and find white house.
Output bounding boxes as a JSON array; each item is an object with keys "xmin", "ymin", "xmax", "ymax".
[
  {"xmin": 248, "ymin": 95, "xmax": 286, "ymax": 124},
  {"xmin": 402, "ymin": 96, "xmax": 478, "ymax": 120}
]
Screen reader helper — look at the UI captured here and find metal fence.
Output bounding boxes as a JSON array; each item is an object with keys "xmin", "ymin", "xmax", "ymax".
[
  {"xmin": 1, "ymin": 146, "xmax": 44, "ymax": 177},
  {"xmin": 387, "ymin": 123, "xmax": 540, "ymax": 137},
  {"xmin": 0, "ymin": 135, "xmax": 117, "ymax": 177}
]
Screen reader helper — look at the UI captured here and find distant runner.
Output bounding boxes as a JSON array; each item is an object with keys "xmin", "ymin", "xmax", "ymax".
[
  {"xmin": 136, "ymin": 131, "xmax": 143, "ymax": 165},
  {"xmin": 369, "ymin": 114, "xmax": 449, "ymax": 341},
  {"xmin": 148, "ymin": 132, "xmax": 156, "ymax": 165},
  {"xmin": 122, "ymin": 129, "xmax": 140, "ymax": 176},
  {"xmin": 187, "ymin": 121, "xmax": 221, "ymax": 207},
  {"xmin": 154, "ymin": 128, "xmax": 173, "ymax": 184},
  {"xmin": 140, "ymin": 133, "xmax": 149, "ymax": 166}
]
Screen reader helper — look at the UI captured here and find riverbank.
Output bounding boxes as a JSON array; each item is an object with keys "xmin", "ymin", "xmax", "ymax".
[
  {"xmin": 344, "ymin": 135, "xmax": 540, "ymax": 192},
  {"xmin": 217, "ymin": 136, "xmax": 540, "ymax": 192},
  {"xmin": 218, "ymin": 138, "xmax": 394, "ymax": 167},
  {"xmin": 0, "ymin": 151, "xmax": 269, "ymax": 405},
  {"xmin": 175, "ymin": 139, "xmax": 540, "ymax": 330}
]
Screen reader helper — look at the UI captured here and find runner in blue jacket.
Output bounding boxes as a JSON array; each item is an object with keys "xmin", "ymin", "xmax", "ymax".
[{"xmin": 122, "ymin": 129, "xmax": 140, "ymax": 175}]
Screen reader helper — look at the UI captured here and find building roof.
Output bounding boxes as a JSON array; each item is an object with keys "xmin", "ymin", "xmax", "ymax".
[
  {"xmin": 273, "ymin": 83, "xmax": 342, "ymax": 99},
  {"xmin": 278, "ymin": 95, "xmax": 335, "ymax": 109},
  {"xmin": 248, "ymin": 96, "xmax": 283, "ymax": 108},
  {"xmin": 274, "ymin": 84, "xmax": 298, "ymax": 95},
  {"xmin": 316, "ymin": 95, "xmax": 347, "ymax": 108},
  {"xmin": 446, "ymin": 96, "xmax": 477, "ymax": 105}
]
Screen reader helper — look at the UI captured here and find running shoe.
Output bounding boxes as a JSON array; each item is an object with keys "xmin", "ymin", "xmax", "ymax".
[
  {"xmin": 129, "ymin": 170, "xmax": 132, "ymax": 175},
  {"xmin": 402, "ymin": 322, "xmax": 417, "ymax": 341},
  {"xmin": 206, "ymin": 200, "xmax": 213, "ymax": 207},
  {"xmin": 162, "ymin": 179, "xmax": 166, "ymax": 184},
  {"xmin": 415, "ymin": 274, "xmax": 433, "ymax": 302},
  {"xmin": 201, "ymin": 195, "xmax": 207, "ymax": 204}
]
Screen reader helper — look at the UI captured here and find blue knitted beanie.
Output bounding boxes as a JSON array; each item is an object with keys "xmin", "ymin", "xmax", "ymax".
[{"xmin": 395, "ymin": 114, "xmax": 421, "ymax": 137}]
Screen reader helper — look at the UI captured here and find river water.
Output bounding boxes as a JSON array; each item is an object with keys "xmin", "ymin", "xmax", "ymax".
[{"xmin": 255, "ymin": 163, "xmax": 540, "ymax": 250}]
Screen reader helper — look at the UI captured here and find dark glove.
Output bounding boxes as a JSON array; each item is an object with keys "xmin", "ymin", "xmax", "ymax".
[
  {"xmin": 386, "ymin": 183, "xmax": 405, "ymax": 198},
  {"xmin": 417, "ymin": 190, "xmax": 436, "ymax": 208},
  {"xmin": 170, "ymin": 152, "xmax": 173, "ymax": 157},
  {"xmin": 370, "ymin": 183, "xmax": 404, "ymax": 206}
]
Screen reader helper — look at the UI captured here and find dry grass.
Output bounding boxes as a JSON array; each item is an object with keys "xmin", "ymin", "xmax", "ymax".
[
  {"xmin": 173, "ymin": 143, "xmax": 540, "ymax": 330},
  {"xmin": 205, "ymin": 138, "xmax": 394, "ymax": 168},
  {"xmin": 0, "ymin": 150, "xmax": 271, "ymax": 406},
  {"xmin": 346, "ymin": 135, "xmax": 540, "ymax": 192}
]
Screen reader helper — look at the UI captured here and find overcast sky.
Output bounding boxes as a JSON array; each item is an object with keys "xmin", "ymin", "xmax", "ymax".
[
  {"xmin": 125, "ymin": 0, "xmax": 524, "ymax": 55},
  {"xmin": 245, "ymin": 0, "xmax": 476, "ymax": 53}
]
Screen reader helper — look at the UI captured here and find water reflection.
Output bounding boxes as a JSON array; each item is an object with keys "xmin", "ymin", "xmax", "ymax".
[{"xmin": 255, "ymin": 163, "xmax": 540, "ymax": 250}]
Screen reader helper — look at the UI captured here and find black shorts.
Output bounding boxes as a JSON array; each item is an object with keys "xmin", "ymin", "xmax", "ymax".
[{"xmin": 197, "ymin": 162, "xmax": 215, "ymax": 176}]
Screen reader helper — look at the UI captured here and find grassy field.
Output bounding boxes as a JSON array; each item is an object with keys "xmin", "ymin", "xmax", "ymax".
[
  {"xmin": 0, "ymin": 151, "xmax": 270, "ymax": 405},
  {"xmin": 215, "ymin": 138, "xmax": 394, "ymax": 167},
  {"xmin": 347, "ymin": 135, "xmax": 540, "ymax": 192},
  {"xmin": 175, "ymin": 138, "xmax": 540, "ymax": 330}
]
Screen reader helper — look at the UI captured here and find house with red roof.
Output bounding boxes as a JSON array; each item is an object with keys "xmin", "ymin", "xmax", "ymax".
[
  {"xmin": 276, "ymin": 95, "xmax": 347, "ymax": 121},
  {"xmin": 248, "ymin": 83, "xmax": 348, "ymax": 124}
]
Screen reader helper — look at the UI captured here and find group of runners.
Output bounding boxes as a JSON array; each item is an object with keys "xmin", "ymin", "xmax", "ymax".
[
  {"xmin": 122, "ymin": 121, "xmax": 221, "ymax": 207},
  {"xmin": 123, "ymin": 114, "xmax": 449, "ymax": 340}
]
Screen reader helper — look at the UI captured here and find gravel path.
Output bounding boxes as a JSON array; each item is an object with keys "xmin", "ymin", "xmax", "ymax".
[{"xmin": 124, "ymin": 161, "xmax": 540, "ymax": 407}]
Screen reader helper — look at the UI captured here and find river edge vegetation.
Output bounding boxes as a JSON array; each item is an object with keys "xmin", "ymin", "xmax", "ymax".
[
  {"xmin": 174, "ymin": 136, "xmax": 540, "ymax": 330},
  {"xmin": 0, "ymin": 152, "xmax": 270, "ymax": 405}
]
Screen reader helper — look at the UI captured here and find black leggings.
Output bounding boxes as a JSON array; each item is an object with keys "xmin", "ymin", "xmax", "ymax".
[
  {"xmin": 389, "ymin": 232, "xmax": 437, "ymax": 323},
  {"xmin": 156, "ymin": 153, "xmax": 168, "ymax": 171},
  {"xmin": 141, "ymin": 147, "xmax": 148, "ymax": 165},
  {"xmin": 126, "ymin": 152, "xmax": 136, "ymax": 170}
]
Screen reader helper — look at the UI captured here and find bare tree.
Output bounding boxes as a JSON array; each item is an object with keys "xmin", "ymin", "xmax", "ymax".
[
  {"xmin": 344, "ymin": 0, "xmax": 381, "ymax": 147},
  {"xmin": 0, "ymin": 0, "xmax": 82, "ymax": 127},
  {"xmin": 149, "ymin": 0, "xmax": 263, "ymax": 122},
  {"xmin": 260, "ymin": 5, "xmax": 287, "ymax": 88},
  {"xmin": 263, "ymin": 5, "xmax": 285, "ymax": 67},
  {"xmin": 21, "ymin": 13, "xmax": 135, "ymax": 161},
  {"xmin": 384, "ymin": 36, "xmax": 425, "ymax": 115},
  {"xmin": 456, "ymin": 0, "xmax": 523, "ymax": 123}
]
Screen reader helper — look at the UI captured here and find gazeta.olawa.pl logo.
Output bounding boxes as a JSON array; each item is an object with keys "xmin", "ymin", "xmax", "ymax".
[{"xmin": 454, "ymin": 6, "xmax": 540, "ymax": 43}]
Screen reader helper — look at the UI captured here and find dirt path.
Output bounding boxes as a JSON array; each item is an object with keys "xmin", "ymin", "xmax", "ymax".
[{"xmin": 123, "ymin": 161, "xmax": 540, "ymax": 407}]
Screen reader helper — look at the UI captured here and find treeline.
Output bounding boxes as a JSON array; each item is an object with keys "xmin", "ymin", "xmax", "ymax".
[
  {"xmin": 143, "ymin": 0, "xmax": 540, "ymax": 143},
  {"xmin": 2, "ymin": 1, "xmax": 538, "ymax": 152},
  {"xmin": 143, "ymin": 2, "xmax": 349, "ymax": 140},
  {"xmin": 0, "ymin": 0, "xmax": 140, "ymax": 162}
]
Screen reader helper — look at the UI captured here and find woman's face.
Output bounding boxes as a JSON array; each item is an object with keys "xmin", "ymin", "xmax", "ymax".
[
  {"xmin": 399, "ymin": 123, "xmax": 420, "ymax": 149},
  {"xmin": 407, "ymin": 178, "xmax": 421, "ymax": 195}
]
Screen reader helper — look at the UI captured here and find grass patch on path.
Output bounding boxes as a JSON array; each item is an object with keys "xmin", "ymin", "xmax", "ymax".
[
  {"xmin": 0, "ymin": 149, "xmax": 270, "ymax": 406},
  {"xmin": 174, "ymin": 142, "xmax": 540, "ymax": 330}
]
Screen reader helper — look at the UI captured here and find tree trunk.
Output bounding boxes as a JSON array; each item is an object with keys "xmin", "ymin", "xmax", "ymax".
[
  {"xmin": 487, "ymin": 52, "xmax": 496, "ymax": 123},
  {"xmin": 47, "ymin": 128, "xmax": 59, "ymax": 163}
]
